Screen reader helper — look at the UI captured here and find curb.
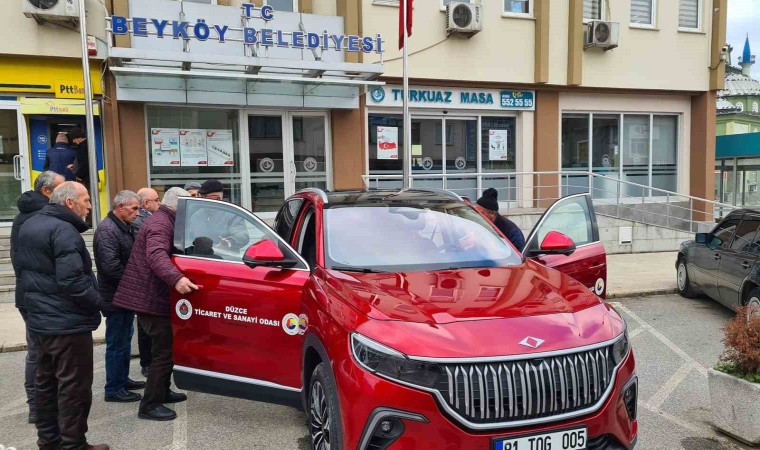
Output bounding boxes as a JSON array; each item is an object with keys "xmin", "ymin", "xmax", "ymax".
[
  {"xmin": 1, "ymin": 337, "xmax": 106, "ymax": 353},
  {"xmin": 606, "ymin": 288, "xmax": 678, "ymax": 299}
]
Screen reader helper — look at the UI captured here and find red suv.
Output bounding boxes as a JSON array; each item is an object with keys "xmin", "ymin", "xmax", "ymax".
[{"xmin": 169, "ymin": 189, "xmax": 637, "ymax": 450}]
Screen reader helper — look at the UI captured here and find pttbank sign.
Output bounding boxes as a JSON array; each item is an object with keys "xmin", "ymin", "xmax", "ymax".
[{"xmin": 370, "ymin": 86, "xmax": 536, "ymax": 111}]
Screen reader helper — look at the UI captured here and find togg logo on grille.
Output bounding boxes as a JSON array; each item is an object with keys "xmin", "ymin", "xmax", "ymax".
[{"xmin": 518, "ymin": 336, "xmax": 545, "ymax": 348}]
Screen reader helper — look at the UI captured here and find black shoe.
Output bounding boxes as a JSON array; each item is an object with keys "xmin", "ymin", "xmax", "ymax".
[
  {"xmin": 125, "ymin": 378, "xmax": 146, "ymax": 390},
  {"xmin": 141, "ymin": 366, "xmax": 150, "ymax": 378},
  {"xmin": 163, "ymin": 390, "xmax": 187, "ymax": 403},
  {"xmin": 28, "ymin": 411, "xmax": 37, "ymax": 424},
  {"xmin": 104, "ymin": 389, "xmax": 142, "ymax": 403},
  {"xmin": 138, "ymin": 405, "xmax": 177, "ymax": 421}
]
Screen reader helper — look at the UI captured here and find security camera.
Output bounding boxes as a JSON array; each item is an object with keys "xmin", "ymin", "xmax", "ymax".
[{"xmin": 443, "ymin": 110, "xmax": 449, "ymax": 115}]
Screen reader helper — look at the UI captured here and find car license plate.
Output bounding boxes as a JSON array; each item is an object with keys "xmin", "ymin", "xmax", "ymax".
[{"xmin": 493, "ymin": 427, "xmax": 588, "ymax": 450}]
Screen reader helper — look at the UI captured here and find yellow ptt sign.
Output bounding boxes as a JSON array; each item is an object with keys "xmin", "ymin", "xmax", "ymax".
[{"xmin": 55, "ymin": 82, "xmax": 87, "ymax": 99}]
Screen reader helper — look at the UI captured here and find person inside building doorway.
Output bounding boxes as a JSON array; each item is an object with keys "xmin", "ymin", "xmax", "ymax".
[
  {"xmin": 67, "ymin": 127, "xmax": 91, "ymax": 188},
  {"xmin": 43, "ymin": 133, "xmax": 77, "ymax": 181}
]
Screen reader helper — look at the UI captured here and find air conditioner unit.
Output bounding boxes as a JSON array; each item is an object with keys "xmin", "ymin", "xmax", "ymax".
[
  {"xmin": 584, "ymin": 20, "xmax": 619, "ymax": 51},
  {"xmin": 446, "ymin": 2, "xmax": 482, "ymax": 38},
  {"xmin": 23, "ymin": 0, "xmax": 79, "ymax": 24}
]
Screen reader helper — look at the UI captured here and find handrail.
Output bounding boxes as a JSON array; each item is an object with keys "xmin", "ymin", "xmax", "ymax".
[{"xmin": 362, "ymin": 171, "xmax": 736, "ymax": 210}]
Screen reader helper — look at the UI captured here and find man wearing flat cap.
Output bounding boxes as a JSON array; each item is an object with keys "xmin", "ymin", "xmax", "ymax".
[
  {"xmin": 183, "ymin": 181, "xmax": 201, "ymax": 197},
  {"xmin": 475, "ymin": 188, "xmax": 525, "ymax": 251},
  {"xmin": 187, "ymin": 179, "xmax": 250, "ymax": 253}
]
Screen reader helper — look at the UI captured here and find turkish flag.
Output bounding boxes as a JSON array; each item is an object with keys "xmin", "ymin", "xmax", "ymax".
[{"xmin": 398, "ymin": 0, "xmax": 413, "ymax": 49}]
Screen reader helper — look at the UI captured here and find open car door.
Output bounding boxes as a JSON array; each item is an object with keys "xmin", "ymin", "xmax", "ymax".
[
  {"xmin": 169, "ymin": 197, "xmax": 310, "ymax": 407},
  {"xmin": 523, "ymin": 193, "xmax": 607, "ymax": 298}
]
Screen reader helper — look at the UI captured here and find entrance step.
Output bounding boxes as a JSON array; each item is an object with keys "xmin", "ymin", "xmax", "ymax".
[
  {"xmin": 0, "ymin": 285, "xmax": 14, "ymax": 304},
  {"xmin": 0, "ymin": 271, "xmax": 15, "ymax": 286}
]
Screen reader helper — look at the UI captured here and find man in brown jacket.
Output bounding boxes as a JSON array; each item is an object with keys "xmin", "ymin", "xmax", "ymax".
[{"xmin": 113, "ymin": 187, "xmax": 196, "ymax": 421}]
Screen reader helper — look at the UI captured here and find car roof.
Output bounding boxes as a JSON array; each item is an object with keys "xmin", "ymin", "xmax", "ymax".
[
  {"xmin": 321, "ymin": 189, "xmax": 464, "ymax": 207},
  {"xmin": 727, "ymin": 208, "xmax": 760, "ymax": 217}
]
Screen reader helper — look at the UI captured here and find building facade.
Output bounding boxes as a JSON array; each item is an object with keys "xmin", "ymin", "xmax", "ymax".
[
  {"xmin": 0, "ymin": 0, "xmax": 108, "ymax": 221},
  {"xmin": 100, "ymin": 0, "xmax": 726, "ymax": 219},
  {"xmin": 715, "ymin": 36, "xmax": 760, "ymax": 206}
]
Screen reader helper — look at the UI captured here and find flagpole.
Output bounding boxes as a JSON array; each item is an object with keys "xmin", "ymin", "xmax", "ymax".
[{"xmin": 402, "ymin": 0, "xmax": 411, "ymax": 189}]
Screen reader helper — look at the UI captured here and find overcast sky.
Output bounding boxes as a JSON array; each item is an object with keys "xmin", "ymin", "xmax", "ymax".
[{"xmin": 726, "ymin": 0, "xmax": 759, "ymax": 78}]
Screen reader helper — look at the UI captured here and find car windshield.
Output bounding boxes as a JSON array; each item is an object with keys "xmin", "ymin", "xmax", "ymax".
[{"xmin": 323, "ymin": 202, "xmax": 522, "ymax": 272}]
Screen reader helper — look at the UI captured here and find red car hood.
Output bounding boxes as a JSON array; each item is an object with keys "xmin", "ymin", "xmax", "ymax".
[{"xmin": 323, "ymin": 261, "xmax": 624, "ymax": 358}]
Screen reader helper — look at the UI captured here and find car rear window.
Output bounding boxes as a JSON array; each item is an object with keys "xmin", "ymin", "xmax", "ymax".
[{"xmin": 323, "ymin": 203, "xmax": 522, "ymax": 272}]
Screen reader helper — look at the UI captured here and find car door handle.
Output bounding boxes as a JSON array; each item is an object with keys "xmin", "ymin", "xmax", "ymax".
[
  {"xmin": 714, "ymin": 253, "xmax": 721, "ymax": 260},
  {"xmin": 742, "ymin": 261, "xmax": 751, "ymax": 269}
]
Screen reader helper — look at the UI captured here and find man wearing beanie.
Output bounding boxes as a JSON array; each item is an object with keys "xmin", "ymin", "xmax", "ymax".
[{"xmin": 475, "ymin": 188, "xmax": 525, "ymax": 251}]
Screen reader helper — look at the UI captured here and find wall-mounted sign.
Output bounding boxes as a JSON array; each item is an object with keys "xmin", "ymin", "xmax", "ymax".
[
  {"xmin": 151, "ymin": 128, "xmax": 181, "ymax": 167},
  {"xmin": 109, "ymin": 4, "xmax": 383, "ymax": 54},
  {"xmin": 55, "ymin": 81, "xmax": 87, "ymax": 99},
  {"xmin": 206, "ymin": 130, "xmax": 234, "ymax": 166},
  {"xmin": 369, "ymin": 86, "xmax": 535, "ymax": 111}
]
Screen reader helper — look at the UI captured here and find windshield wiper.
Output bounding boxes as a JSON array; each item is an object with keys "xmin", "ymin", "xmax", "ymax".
[{"xmin": 329, "ymin": 265, "xmax": 385, "ymax": 273}]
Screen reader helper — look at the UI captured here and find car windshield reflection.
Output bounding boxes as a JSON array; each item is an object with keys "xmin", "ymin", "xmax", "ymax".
[{"xmin": 323, "ymin": 203, "xmax": 521, "ymax": 273}]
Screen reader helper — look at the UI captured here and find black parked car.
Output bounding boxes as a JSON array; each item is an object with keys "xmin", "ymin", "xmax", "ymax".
[{"xmin": 676, "ymin": 209, "xmax": 760, "ymax": 311}]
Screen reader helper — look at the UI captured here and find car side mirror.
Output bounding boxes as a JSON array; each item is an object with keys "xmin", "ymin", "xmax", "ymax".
[
  {"xmin": 243, "ymin": 239, "xmax": 297, "ymax": 269},
  {"xmin": 536, "ymin": 231, "xmax": 576, "ymax": 256},
  {"xmin": 695, "ymin": 233, "xmax": 708, "ymax": 245}
]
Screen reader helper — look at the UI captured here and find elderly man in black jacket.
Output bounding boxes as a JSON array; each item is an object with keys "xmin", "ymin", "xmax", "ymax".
[
  {"xmin": 95, "ymin": 190, "xmax": 144, "ymax": 403},
  {"xmin": 16, "ymin": 181, "xmax": 109, "ymax": 450},
  {"xmin": 10, "ymin": 170, "xmax": 64, "ymax": 424}
]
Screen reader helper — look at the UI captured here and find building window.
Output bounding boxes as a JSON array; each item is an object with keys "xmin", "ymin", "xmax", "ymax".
[
  {"xmin": 753, "ymin": 102, "xmax": 759, "ymax": 113},
  {"xmin": 678, "ymin": 0, "xmax": 700, "ymax": 30},
  {"xmin": 630, "ymin": 0, "xmax": 655, "ymax": 27},
  {"xmin": 503, "ymin": 0, "xmax": 530, "ymax": 16},
  {"xmin": 146, "ymin": 106, "xmax": 242, "ymax": 205},
  {"xmin": 368, "ymin": 113, "xmax": 516, "ymax": 202},
  {"xmin": 561, "ymin": 112, "xmax": 679, "ymax": 197},
  {"xmin": 266, "ymin": 0, "xmax": 296, "ymax": 12},
  {"xmin": 584, "ymin": 0, "xmax": 603, "ymax": 20}
]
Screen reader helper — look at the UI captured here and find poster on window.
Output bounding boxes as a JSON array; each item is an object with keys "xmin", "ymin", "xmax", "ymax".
[
  {"xmin": 206, "ymin": 129, "xmax": 234, "ymax": 166},
  {"xmin": 488, "ymin": 129, "xmax": 510, "ymax": 160},
  {"xmin": 179, "ymin": 129, "xmax": 208, "ymax": 166},
  {"xmin": 377, "ymin": 126, "xmax": 398, "ymax": 160},
  {"xmin": 150, "ymin": 128, "xmax": 180, "ymax": 167}
]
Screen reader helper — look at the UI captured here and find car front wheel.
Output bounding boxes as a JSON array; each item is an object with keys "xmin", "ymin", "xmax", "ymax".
[
  {"xmin": 677, "ymin": 259, "xmax": 697, "ymax": 298},
  {"xmin": 309, "ymin": 362, "xmax": 343, "ymax": 450},
  {"xmin": 746, "ymin": 288, "xmax": 760, "ymax": 318}
]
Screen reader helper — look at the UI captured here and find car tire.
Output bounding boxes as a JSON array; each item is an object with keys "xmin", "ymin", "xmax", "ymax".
[
  {"xmin": 677, "ymin": 258, "xmax": 697, "ymax": 298},
  {"xmin": 745, "ymin": 287, "xmax": 760, "ymax": 318},
  {"xmin": 308, "ymin": 362, "xmax": 343, "ymax": 450}
]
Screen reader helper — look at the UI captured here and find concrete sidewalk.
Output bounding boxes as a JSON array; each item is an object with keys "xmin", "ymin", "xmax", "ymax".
[{"xmin": 0, "ymin": 251, "xmax": 678, "ymax": 352}]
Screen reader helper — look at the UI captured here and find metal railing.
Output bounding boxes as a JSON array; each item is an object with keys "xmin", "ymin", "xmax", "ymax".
[{"xmin": 362, "ymin": 171, "xmax": 738, "ymax": 233}]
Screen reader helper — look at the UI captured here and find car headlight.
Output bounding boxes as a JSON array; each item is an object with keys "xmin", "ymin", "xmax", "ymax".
[
  {"xmin": 611, "ymin": 330, "xmax": 630, "ymax": 365},
  {"xmin": 351, "ymin": 333, "xmax": 442, "ymax": 388}
]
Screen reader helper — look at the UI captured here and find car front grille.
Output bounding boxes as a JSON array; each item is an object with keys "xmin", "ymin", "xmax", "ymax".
[{"xmin": 434, "ymin": 344, "xmax": 618, "ymax": 428}]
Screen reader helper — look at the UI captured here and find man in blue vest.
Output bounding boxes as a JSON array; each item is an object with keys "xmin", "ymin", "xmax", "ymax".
[{"xmin": 43, "ymin": 133, "xmax": 77, "ymax": 181}]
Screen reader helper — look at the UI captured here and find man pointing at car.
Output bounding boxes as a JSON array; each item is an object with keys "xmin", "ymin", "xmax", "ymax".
[{"xmin": 113, "ymin": 187, "xmax": 196, "ymax": 422}]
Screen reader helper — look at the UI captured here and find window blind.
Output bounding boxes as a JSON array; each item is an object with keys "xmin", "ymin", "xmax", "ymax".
[
  {"xmin": 584, "ymin": 0, "xmax": 602, "ymax": 20},
  {"xmin": 679, "ymin": 0, "xmax": 699, "ymax": 29},
  {"xmin": 630, "ymin": 0, "xmax": 653, "ymax": 25}
]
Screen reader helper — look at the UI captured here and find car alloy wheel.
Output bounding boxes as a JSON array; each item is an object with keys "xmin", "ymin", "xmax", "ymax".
[
  {"xmin": 677, "ymin": 262, "xmax": 687, "ymax": 291},
  {"xmin": 748, "ymin": 296, "xmax": 760, "ymax": 318},
  {"xmin": 310, "ymin": 380, "xmax": 330, "ymax": 450}
]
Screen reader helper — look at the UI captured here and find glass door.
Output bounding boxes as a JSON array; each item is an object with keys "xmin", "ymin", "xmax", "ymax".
[
  {"xmin": 0, "ymin": 105, "xmax": 27, "ymax": 223},
  {"xmin": 291, "ymin": 113, "xmax": 329, "ymax": 193},
  {"xmin": 444, "ymin": 118, "xmax": 478, "ymax": 200},
  {"xmin": 246, "ymin": 111, "xmax": 331, "ymax": 215},
  {"xmin": 249, "ymin": 114, "xmax": 287, "ymax": 213}
]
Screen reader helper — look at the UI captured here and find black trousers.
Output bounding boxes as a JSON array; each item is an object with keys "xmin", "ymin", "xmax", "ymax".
[
  {"xmin": 35, "ymin": 332, "xmax": 93, "ymax": 450},
  {"xmin": 137, "ymin": 320, "xmax": 153, "ymax": 369},
  {"xmin": 137, "ymin": 314, "xmax": 173, "ymax": 411}
]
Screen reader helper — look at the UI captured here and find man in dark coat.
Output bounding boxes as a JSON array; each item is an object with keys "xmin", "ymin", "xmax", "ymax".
[
  {"xmin": 475, "ymin": 187, "xmax": 526, "ymax": 251},
  {"xmin": 43, "ymin": 134, "xmax": 77, "ymax": 181},
  {"xmin": 114, "ymin": 187, "xmax": 196, "ymax": 422},
  {"xmin": 15, "ymin": 181, "xmax": 109, "ymax": 450},
  {"xmin": 68, "ymin": 127, "xmax": 90, "ymax": 188},
  {"xmin": 95, "ymin": 190, "xmax": 145, "ymax": 403},
  {"xmin": 10, "ymin": 170, "xmax": 63, "ymax": 424}
]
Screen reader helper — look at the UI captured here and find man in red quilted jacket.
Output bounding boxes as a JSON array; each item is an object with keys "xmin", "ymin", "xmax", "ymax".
[{"xmin": 113, "ymin": 187, "xmax": 196, "ymax": 421}]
